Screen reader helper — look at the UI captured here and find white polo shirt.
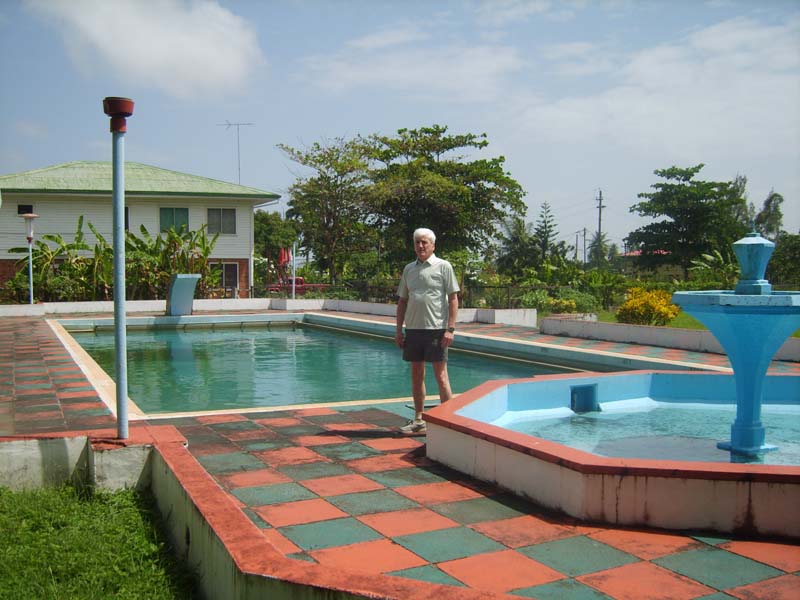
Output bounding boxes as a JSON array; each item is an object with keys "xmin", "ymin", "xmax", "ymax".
[{"xmin": 397, "ymin": 254, "xmax": 460, "ymax": 330}]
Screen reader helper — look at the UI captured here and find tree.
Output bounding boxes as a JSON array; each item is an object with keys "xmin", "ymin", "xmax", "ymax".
[
  {"xmin": 626, "ymin": 164, "xmax": 748, "ymax": 278},
  {"xmin": 278, "ymin": 138, "xmax": 371, "ymax": 284},
  {"xmin": 754, "ymin": 190, "xmax": 784, "ymax": 241},
  {"xmin": 495, "ymin": 216, "xmax": 538, "ymax": 277},
  {"xmin": 767, "ymin": 232, "xmax": 800, "ymax": 286},
  {"xmin": 588, "ymin": 231, "xmax": 610, "ymax": 268},
  {"xmin": 364, "ymin": 125, "xmax": 526, "ymax": 267},
  {"xmin": 532, "ymin": 201, "xmax": 558, "ymax": 261}
]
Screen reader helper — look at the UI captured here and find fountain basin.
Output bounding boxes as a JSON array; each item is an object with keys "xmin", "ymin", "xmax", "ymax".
[{"xmin": 425, "ymin": 370, "xmax": 800, "ymax": 538}]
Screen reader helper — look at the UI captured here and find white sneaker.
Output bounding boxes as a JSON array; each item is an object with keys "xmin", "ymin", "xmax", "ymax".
[{"xmin": 399, "ymin": 419, "xmax": 427, "ymax": 435}]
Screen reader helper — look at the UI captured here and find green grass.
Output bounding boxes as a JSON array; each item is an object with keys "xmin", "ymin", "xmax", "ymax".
[
  {"xmin": 0, "ymin": 485, "xmax": 197, "ymax": 600},
  {"xmin": 596, "ymin": 309, "xmax": 799, "ymax": 337}
]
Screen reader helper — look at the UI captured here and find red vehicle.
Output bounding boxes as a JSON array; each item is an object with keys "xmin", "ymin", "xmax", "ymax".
[{"xmin": 266, "ymin": 277, "xmax": 329, "ymax": 295}]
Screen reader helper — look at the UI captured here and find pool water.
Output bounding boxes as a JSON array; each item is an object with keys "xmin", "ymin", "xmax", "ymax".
[
  {"xmin": 502, "ymin": 400, "xmax": 800, "ymax": 465},
  {"xmin": 73, "ymin": 325, "xmax": 574, "ymax": 414}
]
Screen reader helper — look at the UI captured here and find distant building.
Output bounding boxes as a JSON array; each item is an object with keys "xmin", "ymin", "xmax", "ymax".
[{"xmin": 0, "ymin": 161, "xmax": 280, "ymax": 297}]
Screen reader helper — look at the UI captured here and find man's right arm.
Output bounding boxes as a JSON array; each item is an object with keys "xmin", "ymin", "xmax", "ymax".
[{"xmin": 395, "ymin": 297, "xmax": 407, "ymax": 348}]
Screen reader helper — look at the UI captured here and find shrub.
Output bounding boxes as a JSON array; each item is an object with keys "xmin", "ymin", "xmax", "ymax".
[
  {"xmin": 548, "ymin": 298, "xmax": 578, "ymax": 314},
  {"xmin": 519, "ymin": 289, "xmax": 551, "ymax": 310},
  {"xmin": 554, "ymin": 287, "xmax": 599, "ymax": 313},
  {"xmin": 616, "ymin": 288, "xmax": 679, "ymax": 326}
]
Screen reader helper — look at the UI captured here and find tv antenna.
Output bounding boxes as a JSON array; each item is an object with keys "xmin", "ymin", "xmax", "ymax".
[{"xmin": 217, "ymin": 120, "xmax": 254, "ymax": 184}]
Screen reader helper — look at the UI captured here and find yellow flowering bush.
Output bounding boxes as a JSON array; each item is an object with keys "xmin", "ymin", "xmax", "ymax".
[{"xmin": 616, "ymin": 288, "xmax": 680, "ymax": 326}]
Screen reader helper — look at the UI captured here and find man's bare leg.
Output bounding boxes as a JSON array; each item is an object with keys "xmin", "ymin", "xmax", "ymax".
[
  {"xmin": 411, "ymin": 361, "xmax": 426, "ymax": 420},
  {"xmin": 432, "ymin": 361, "xmax": 452, "ymax": 403}
]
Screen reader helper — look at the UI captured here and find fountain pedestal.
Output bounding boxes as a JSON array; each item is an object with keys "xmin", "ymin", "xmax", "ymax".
[{"xmin": 673, "ymin": 232, "xmax": 800, "ymax": 456}]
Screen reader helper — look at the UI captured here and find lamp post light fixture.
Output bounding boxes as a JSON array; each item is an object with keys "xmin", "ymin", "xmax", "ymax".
[{"xmin": 20, "ymin": 212, "xmax": 38, "ymax": 304}]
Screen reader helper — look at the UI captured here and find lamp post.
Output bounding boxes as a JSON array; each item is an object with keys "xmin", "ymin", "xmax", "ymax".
[
  {"xmin": 20, "ymin": 213, "xmax": 38, "ymax": 304},
  {"xmin": 103, "ymin": 96, "xmax": 134, "ymax": 440}
]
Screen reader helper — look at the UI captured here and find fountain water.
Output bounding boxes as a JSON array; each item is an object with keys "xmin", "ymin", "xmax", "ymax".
[{"xmin": 673, "ymin": 232, "xmax": 800, "ymax": 456}]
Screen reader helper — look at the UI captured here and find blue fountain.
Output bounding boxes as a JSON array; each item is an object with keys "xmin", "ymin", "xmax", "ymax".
[{"xmin": 673, "ymin": 233, "xmax": 800, "ymax": 456}]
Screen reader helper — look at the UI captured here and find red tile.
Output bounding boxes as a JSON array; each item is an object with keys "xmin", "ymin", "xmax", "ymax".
[
  {"xmin": 578, "ymin": 561, "xmax": 714, "ymax": 600},
  {"xmin": 394, "ymin": 481, "xmax": 484, "ymax": 505},
  {"xmin": 721, "ymin": 540, "xmax": 800, "ymax": 573},
  {"xmin": 322, "ymin": 422, "xmax": 377, "ymax": 432},
  {"xmin": 224, "ymin": 428, "xmax": 274, "ymax": 441},
  {"xmin": 471, "ymin": 515, "xmax": 578, "ymax": 548},
  {"xmin": 218, "ymin": 468, "xmax": 291, "ymax": 489},
  {"xmin": 439, "ymin": 549, "xmax": 563, "ymax": 593},
  {"xmin": 56, "ymin": 390, "xmax": 96, "ymax": 399},
  {"xmin": 292, "ymin": 434, "xmax": 349, "ymax": 446},
  {"xmin": 300, "ymin": 473, "xmax": 384, "ymax": 496},
  {"xmin": 190, "ymin": 443, "xmax": 239, "ymax": 456},
  {"xmin": 726, "ymin": 573, "xmax": 800, "ymax": 600},
  {"xmin": 589, "ymin": 528, "xmax": 704, "ymax": 560},
  {"xmin": 195, "ymin": 414, "xmax": 248, "ymax": 424},
  {"xmin": 255, "ymin": 498, "xmax": 347, "ymax": 527},
  {"xmin": 360, "ymin": 437, "xmax": 424, "ymax": 451},
  {"xmin": 62, "ymin": 402, "xmax": 105, "ymax": 411},
  {"xmin": 255, "ymin": 446, "xmax": 327, "ymax": 466},
  {"xmin": 294, "ymin": 407, "xmax": 337, "ymax": 416},
  {"xmin": 345, "ymin": 454, "xmax": 419, "ymax": 473},
  {"xmin": 357, "ymin": 508, "xmax": 460, "ymax": 537},
  {"xmin": 262, "ymin": 528, "xmax": 301, "ymax": 555},
  {"xmin": 255, "ymin": 416, "xmax": 302, "ymax": 427},
  {"xmin": 310, "ymin": 539, "xmax": 427, "ymax": 574}
]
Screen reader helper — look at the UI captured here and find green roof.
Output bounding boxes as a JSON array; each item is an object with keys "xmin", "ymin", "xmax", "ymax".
[{"xmin": 0, "ymin": 161, "xmax": 280, "ymax": 202}]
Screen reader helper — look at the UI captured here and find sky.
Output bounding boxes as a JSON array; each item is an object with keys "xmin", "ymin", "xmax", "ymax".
[{"xmin": 1, "ymin": 0, "xmax": 798, "ymax": 254}]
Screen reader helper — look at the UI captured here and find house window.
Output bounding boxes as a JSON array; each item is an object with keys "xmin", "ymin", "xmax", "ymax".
[
  {"xmin": 207, "ymin": 208, "xmax": 236, "ymax": 234},
  {"xmin": 17, "ymin": 204, "xmax": 33, "ymax": 215},
  {"xmin": 125, "ymin": 206, "xmax": 129, "ymax": 231},
  {"xmin": 213, "ymin": 262, "xmax": 239, "ymax": 296},
  {"xmin": 160, "ymin": 207, "xmax": 188, "ymax": 232}
]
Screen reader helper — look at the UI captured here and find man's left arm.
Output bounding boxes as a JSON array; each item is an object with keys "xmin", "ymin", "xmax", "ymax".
[{"xmin": 442, "ymin": 292, "xmax": 458, "ymax": 348}]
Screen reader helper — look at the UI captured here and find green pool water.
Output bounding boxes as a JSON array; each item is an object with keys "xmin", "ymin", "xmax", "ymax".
[{"xmin": 73, "ymin": 325, "xmax": 575, "ymax": 414}]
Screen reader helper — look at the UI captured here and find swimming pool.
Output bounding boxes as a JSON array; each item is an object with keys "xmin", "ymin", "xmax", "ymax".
[{"xmin": 72, "ymin": 324, "xmax": 579, "ymax": 414}]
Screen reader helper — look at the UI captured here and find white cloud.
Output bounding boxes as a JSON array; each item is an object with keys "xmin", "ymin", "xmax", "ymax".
[
  {"xmin": 541, "ymin": 41, "xmax": 617, "ymax": 76},
  {"xmin": 475, "ymin": 0, "xmax": 553, "ymax": 27},
  {"xmin": 24, "ymin": 0, "xmax": 265, "ymax": 99},
  {"xmin": 347, "ymin": 25, "xmax": 429, "ymax": 51},
  {"xmin": 302, "ymin": 43, "xmax": 525, "ymax": 103},
  {"xmin": 15, "ymin": 120, "xmax": 48, "ymax": 139},
  {"xmin": 515, "ymin": 17, "xmax": 800, "ymax": 159}
]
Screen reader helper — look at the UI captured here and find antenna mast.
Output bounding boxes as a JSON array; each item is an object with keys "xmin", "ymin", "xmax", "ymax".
[{"xmin": 217, "ymin": 120, "xmax": 254, "ymax": 184}]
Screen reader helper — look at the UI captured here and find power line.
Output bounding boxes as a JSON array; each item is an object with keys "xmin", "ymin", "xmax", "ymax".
[{"xmin": 217, "ymin": 120, "xmax": 254, "ymax": 184}]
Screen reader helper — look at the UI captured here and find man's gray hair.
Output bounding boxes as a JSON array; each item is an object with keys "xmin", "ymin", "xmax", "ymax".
[{"xmin": 413, "ymin": 228, "xmax": 436, "ymax": 244}]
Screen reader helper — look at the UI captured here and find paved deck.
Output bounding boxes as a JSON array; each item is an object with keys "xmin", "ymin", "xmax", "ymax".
[{"xmin": 1, "ymin": 314, "xmax": 799, "ymax": 599}]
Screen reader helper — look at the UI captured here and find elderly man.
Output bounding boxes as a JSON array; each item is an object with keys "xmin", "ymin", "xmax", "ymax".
[{"xmin": 395, "ymin": 228, "xmax": 460, "ymax": 434}]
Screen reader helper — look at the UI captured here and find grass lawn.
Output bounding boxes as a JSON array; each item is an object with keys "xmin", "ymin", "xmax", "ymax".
[
  {"xmin": 596, "ymin": 309, "xmax": 800, "ymax": 337},
  {"xmin": 0, "ymin": 485, "xmax": 197, "ymax": 600}
]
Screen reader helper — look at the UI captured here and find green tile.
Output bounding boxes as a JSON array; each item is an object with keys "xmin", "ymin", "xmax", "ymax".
[
  {"xmin": 277, "ymin": 462, "xmax": 350, "ymax": 480},
  {"xmin": 691, "ymin": 534, "xmax": 730, "ymax": 546},
  {"xmin": 431, "ymin": 495, "xmax": 529, "ymax": 524},
  {"xmin": 238, "ymin": 439, "xmax": 293, "ymax": 452},
  {"xmin": 286, "ymin": 552, "xmax": 317, "ymax": 563},
  {"xmin": 195, "ymin": 452, "xmax": 265, "ymax": 474},
  {"xmin": 272, "ymin": 424, "xmax": 326, "ymax": 436},
  {"xmin": 653, "ymin": 547, "xmax": 782, "ymax": 590},
  {"xmin": 365, "ymin": 467, "xmax": 447, "ymax": 488},
  {"xmin": 696, "ymin": 594, "xmax": 737, "ymax": 600},
  {"xmin": 241, "ymin": 508, "xmax": 271, "ymax": 529},
  {"xmin": 388, "ymin": 565, "xmax": 466, "ymax": 587},
  {"xmin": 279, "ymin": 517, "xmax": 381, "ymax": 551},
  {"xmin": 511, "ymin": 578, "xmax": 613, "ymax": 599},
  {"xmin": 327, "ymin": 489, "xmax": 418, "ymax": 516},
  {"xmin": 393, "ymin": 527, "xmax": 503, "ymax": 563},
  {"xmin": 313, "ymin": 442, "xmax": 381, "ymax": 461},
  {"xmin": 209, "ymin": 420, "xmax": 263, "ymax": 432},
  {"xmin": 231, "ymin": 482, "xmax": 317, "ymax": 506},
  {"xmin": 519, "ymin": 536, "xmax": 638, "ymax": 577}
]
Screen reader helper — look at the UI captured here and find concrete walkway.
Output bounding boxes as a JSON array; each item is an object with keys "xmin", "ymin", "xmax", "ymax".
[{"xmin": 1, "ymin": 313, "xmax": 798, "ymax": 599}]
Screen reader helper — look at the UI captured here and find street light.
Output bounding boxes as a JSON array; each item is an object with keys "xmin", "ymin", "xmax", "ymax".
[{"xmin": 19, "ymin": 212, "xmax": 38, "ymax": 304}]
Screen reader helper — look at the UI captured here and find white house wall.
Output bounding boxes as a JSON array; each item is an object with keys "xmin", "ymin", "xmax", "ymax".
[{"xmin": 0, "ymin": 193, "xmax": 254, "ymax": 261}]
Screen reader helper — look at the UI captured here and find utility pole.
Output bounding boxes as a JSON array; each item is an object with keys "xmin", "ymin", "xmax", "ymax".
[
  {"xmin": 217, "ymin": 120, "xmax": 254, "ymax": 184},
  {"xmin": 596, "ymin": 188, "xmax": 606, "ymax": 242},
  {"xmin": 574, "ymin": 230, "xmax": 580, "ymax": 262},
  {"xmin": 583, "ymin": 227, "xmax": 587, "ymax": 265}
]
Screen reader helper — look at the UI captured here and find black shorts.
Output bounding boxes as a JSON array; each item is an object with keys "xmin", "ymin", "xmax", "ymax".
[{"xmin": 402, "ymin": 329, "xmax": 448, "ymax": 363}]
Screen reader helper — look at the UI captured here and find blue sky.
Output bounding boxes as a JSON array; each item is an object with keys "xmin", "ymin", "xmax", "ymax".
[{"xmin": 2, "ymin": 0, "xmax": 798, "ymax": 252}]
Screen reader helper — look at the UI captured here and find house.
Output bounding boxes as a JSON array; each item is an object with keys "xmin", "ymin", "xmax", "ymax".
[{"xmin": 0, "ymin": 161, "xmax": 280, "ymax": 297}]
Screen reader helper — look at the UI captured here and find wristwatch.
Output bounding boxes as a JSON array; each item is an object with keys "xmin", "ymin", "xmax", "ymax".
[{"xmin": 447, "ymin": 327, "xmax": 455, "ymax": 333}]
